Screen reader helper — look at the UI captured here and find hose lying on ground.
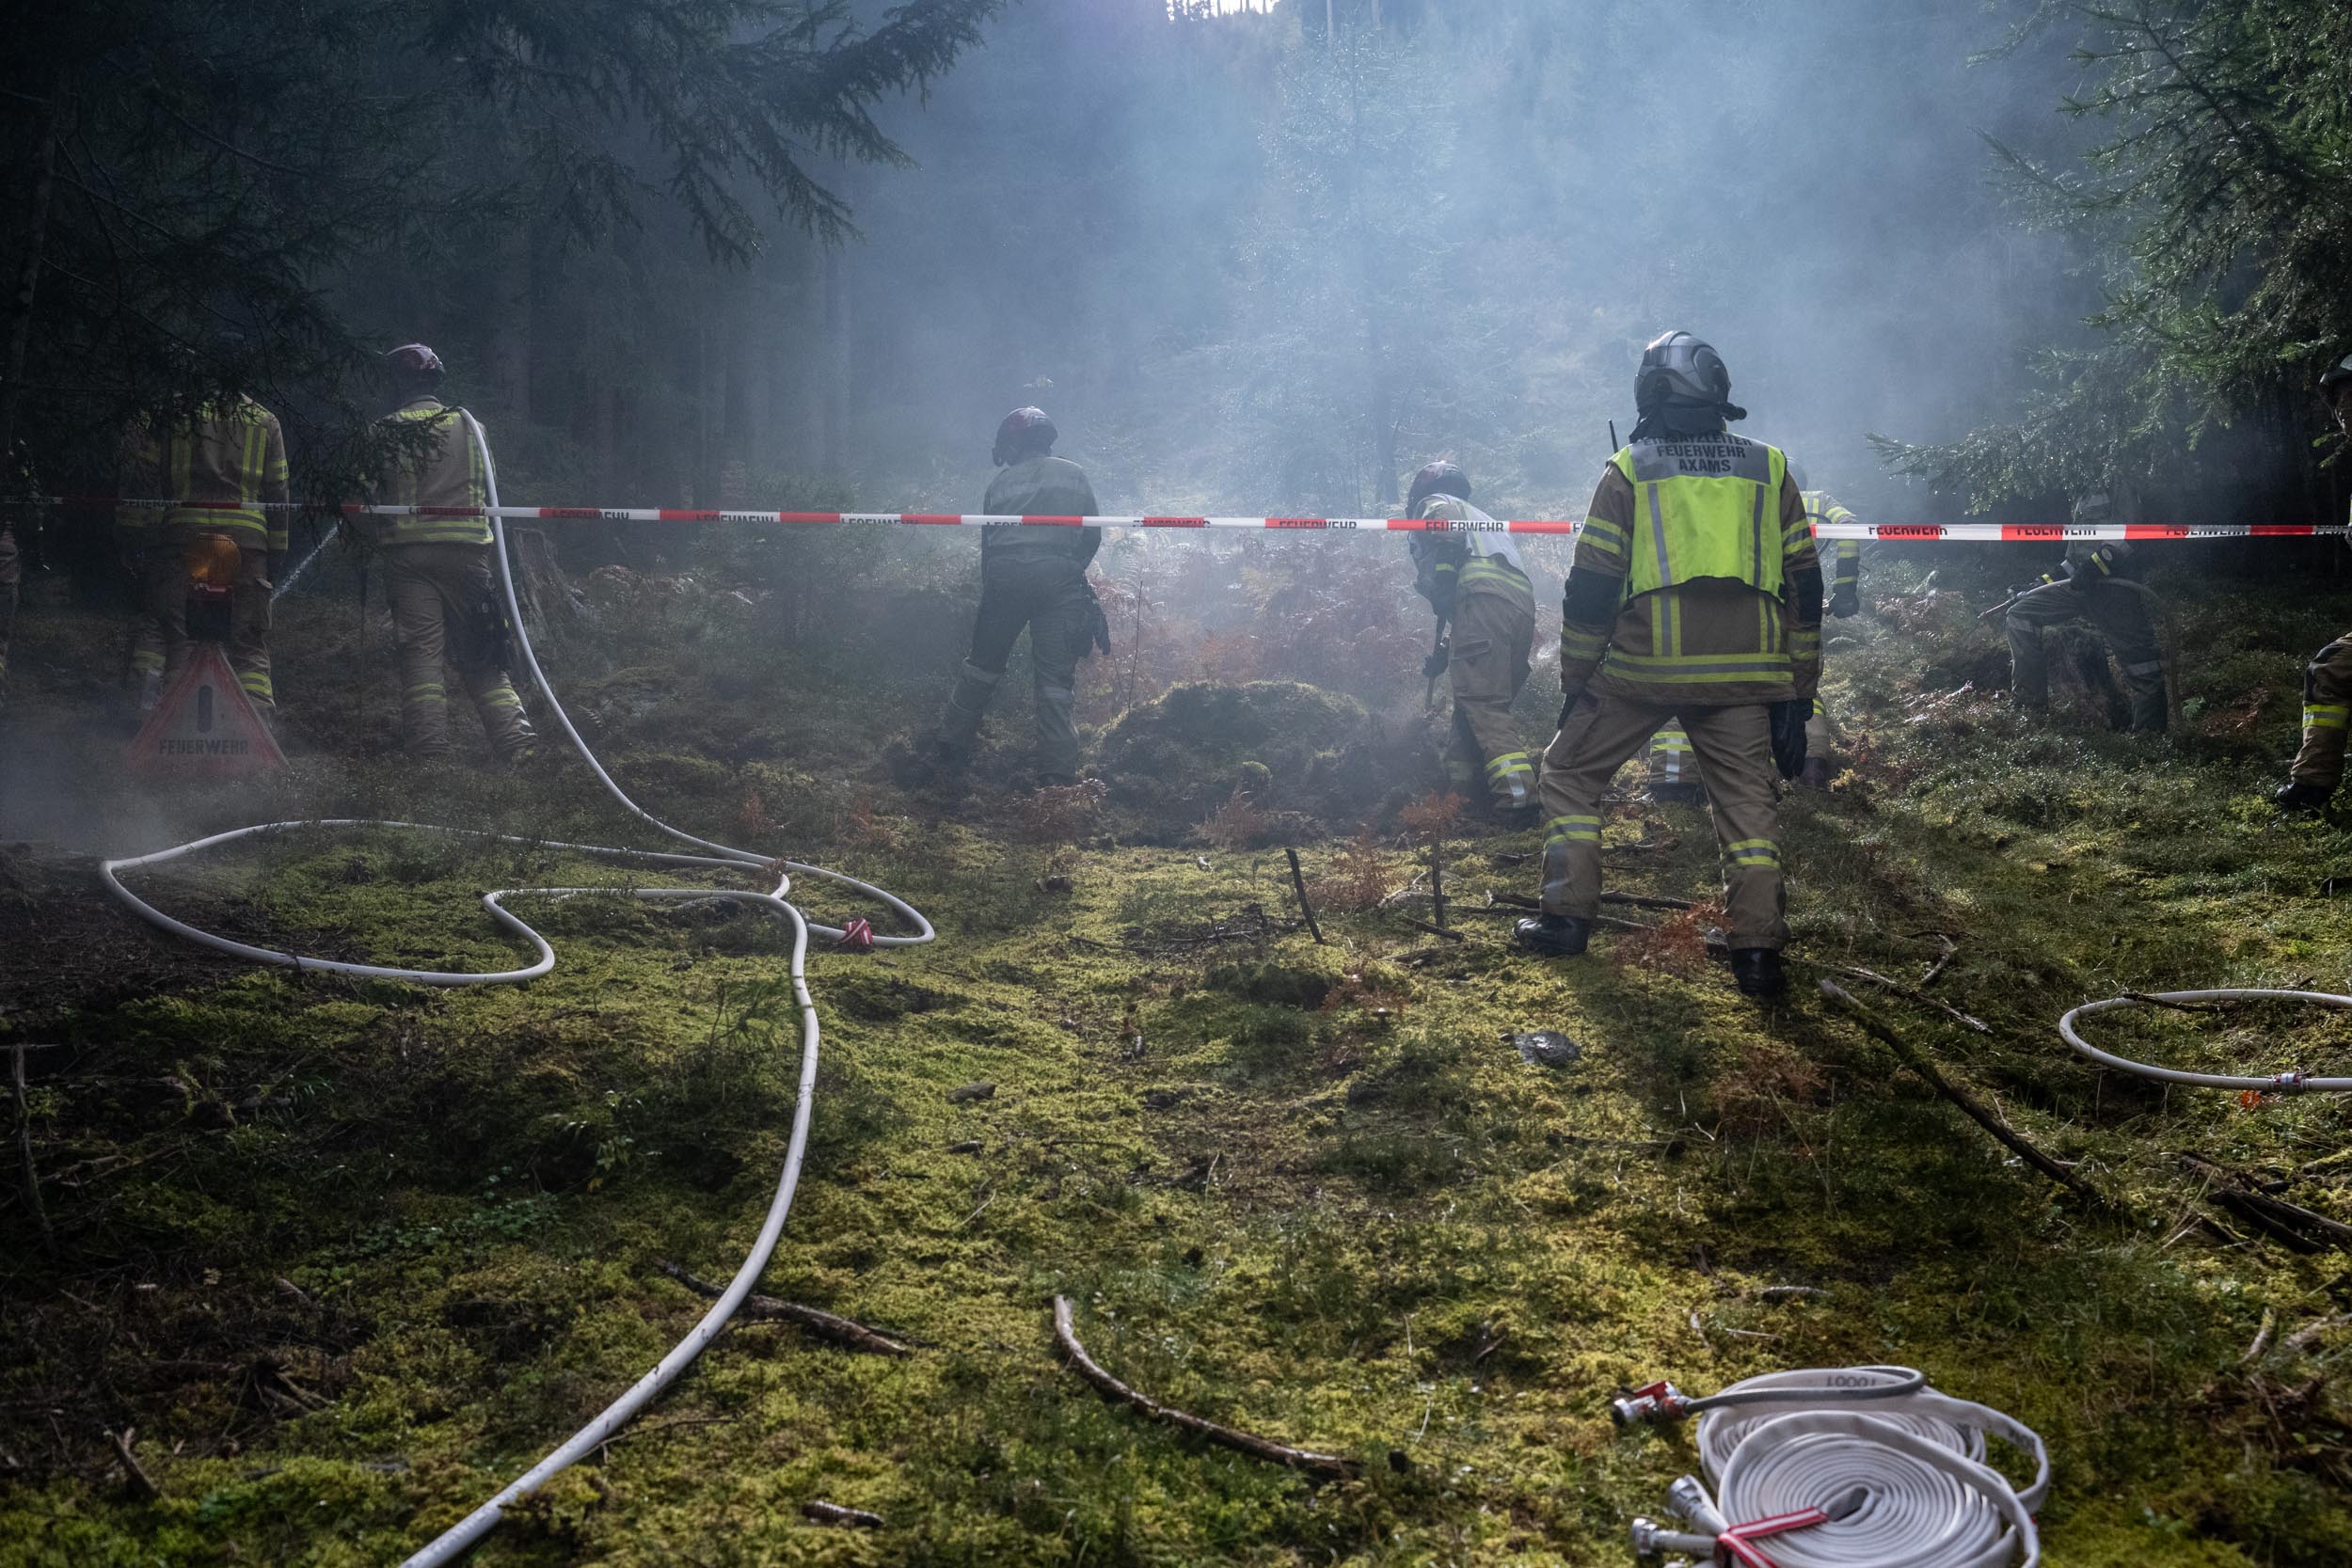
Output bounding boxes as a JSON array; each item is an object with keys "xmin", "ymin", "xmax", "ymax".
[
  {"xmin": 2058, "ymin": 990, "xmax": 2352, "ymax": 1093},
  {"xmin": 99, "ymin": 418, "xmax": 931, "ymax": 1566},
  {"xmin": 1614, "ymin": 1366, "xmax": 2046, "ymax": 1568}
]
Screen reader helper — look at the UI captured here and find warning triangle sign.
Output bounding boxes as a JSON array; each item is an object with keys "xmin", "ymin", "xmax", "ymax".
[{"xmin": 126, "ymin": 644, "xmax": 287, "ymax": 777}]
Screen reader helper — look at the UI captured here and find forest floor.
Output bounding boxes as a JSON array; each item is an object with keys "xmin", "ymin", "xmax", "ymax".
[{"xmin": 3, "ymin": 552, "xmax": 2351, "ymax": 1567}]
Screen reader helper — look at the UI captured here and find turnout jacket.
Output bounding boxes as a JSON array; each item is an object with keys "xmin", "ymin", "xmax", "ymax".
[
  {"xmin": 115, "ymin": 397, "xmax": 292, "ymax": 551},
  {"xmin": 1558, "ymin": 430, "xmax": 1822, "ymax": 707},
  {"xmin": 1408, "ymin": 495, "xmax": 1529, "ymax": 620},
  {"xmin": 376, "ymin": 396, "xmax": 493, "ymax": 547},
  {"xmin": 981, "ymin": 456, "xmax": 1101, "ymax": 570}
]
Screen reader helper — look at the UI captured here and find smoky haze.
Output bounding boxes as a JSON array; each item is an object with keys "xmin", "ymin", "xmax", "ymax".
[{"xmin": 829, "ymin": 0, "xmax": 2095, "ymax": 527}]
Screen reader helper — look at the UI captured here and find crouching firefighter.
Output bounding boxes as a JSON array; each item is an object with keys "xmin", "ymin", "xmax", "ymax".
[
  {"xmin": 2277, "ymin": 352, "xmax": 2352, "ymax": 812},
  {"xmin": 1406, "ymin": 460, "xmax": 1538, "ymax": 826},
  {"xmin": 373, "ymin": 344, "xmax": 538, "ymax": 763},
  {"xmin": 2002, "ymin": 491, "xmax": 2166, "ymax": 734},
  {"xmin": 1516, "ymin": 331, "xmax": 1822, "ymax": 998},
  {"xmin": 922, "ymin": 407, "xmax": 1108, "ymax": 788}
]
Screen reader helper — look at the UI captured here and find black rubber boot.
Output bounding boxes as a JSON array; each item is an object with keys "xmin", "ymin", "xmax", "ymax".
[
  {"xmin": 1799, "ymin": 757, "xmax": 1832, "ymax": 790},
  {"xmin": 1514, "ymin": 912, "xmax": 1591, "ymax": 957},
  {"xmin": 1730, "ymin": 948, "xmax": 1787, "ymax": 997},
  {"xmin": 1491, "ymin": 802, "xmax": 1541, "ymax": 832},
  {"xmin": 2275, "ymin": 780, "xmax": 2334, "ymax": 814}
]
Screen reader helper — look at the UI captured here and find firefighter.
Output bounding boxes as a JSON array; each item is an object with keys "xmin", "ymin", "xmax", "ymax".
[
  {"xmin": 922, "ymin": 407, "xmax": 1107, "ymax": 787},
  {"xmin": 1643, "ymin": 463, "xmax": 1857, "ymax": 797},
  {"xmin": 373, "ymin": 343, "xmax": 538, "ymax": 763},
  {"xmin": 115, "ymin": 393, "xmax": 289, "ymax": 712},
  {"xmin": 1406, "ymin": 460, "xmax": 1537, "ymax": 825},
  {"xmin": 2003, "ymin": 491, "xmax": 2166, "ymax": 733},
  {"xmin": 2276, "ymin": 352, "xmax": 2352, "ymax": 812},
  {"xmin": 1516, "ymin": 331, "xmax": 1822, "ymax": 998}
]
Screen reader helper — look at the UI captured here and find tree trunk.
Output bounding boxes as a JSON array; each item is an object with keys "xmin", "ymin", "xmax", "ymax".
[{"xmin": 0, "ymin": 85, "xmax": 67, "ymax": 481}]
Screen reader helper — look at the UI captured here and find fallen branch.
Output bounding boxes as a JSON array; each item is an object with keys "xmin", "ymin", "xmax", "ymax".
[
  {"xmin": 2241, "ymin": 1307, "xmax": 2277, "ymax": 1366},
  {"xmin": 1283, "ymin": 848, "xmax": 1326, "ymax": 945},
  {"xmin": 1393, "ymin": 914, "xmax": 1466, "ymax": 943},
  {"xmin": 108, "ymin": 1427, "xmax": 158, "ymax": 1501},
  {"xmin": 1820, "ymin": 981, "xmax": 2125, "ymax": 1218},
  {"xmin": 2177, "ymin": 1156, "xmax": 2352, "ymax": 1253},
  {"xmin": 1601, "ymin": 891, "xmax": 1696, "ymax": 911},
  {"xmin": 803, "ymin": 1500, "xmax": 885, "ymax": 1528},
  {"xmin": 1915, "ymin": 933, "xmax": 1959, "ymax": 989},
  {"xmin": 1795, "ymin": 958, "xmax": 1991, "ymax": 1034},
  {"xmin": 1050, "ymin": 1295, "xmax": 1357, "ymax": 1480},
  {"xmin": 658, "ymin": 1262, "xmax": 914, "ymax": 1356}
]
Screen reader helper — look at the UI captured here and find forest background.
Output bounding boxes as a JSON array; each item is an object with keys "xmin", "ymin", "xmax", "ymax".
[{"xmin": 7, "ymin": 0, "xmax": 2352, "ymax": 580}]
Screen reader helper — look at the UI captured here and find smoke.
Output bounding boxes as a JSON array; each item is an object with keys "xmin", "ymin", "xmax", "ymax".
[{"xmin": 831, "ymin": 0, "xmax": 2098, "ymax": 528}]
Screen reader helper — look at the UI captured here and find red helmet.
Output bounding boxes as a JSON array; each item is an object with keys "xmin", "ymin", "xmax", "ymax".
[
  {"xmin": 385, "ymin": 342, "xmax": 445, "ymax": 377},
  {"xmin": 1407, "ymin": 459, "xmax": 1470, "ymax": 513},
  {"xmin": 993, "ymin": 406, "xmax": 1057, "ymax": 466}
]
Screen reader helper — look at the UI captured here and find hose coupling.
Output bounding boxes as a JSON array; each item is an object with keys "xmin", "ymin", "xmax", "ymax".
[
  {"xmin": 1666, "ymin": 1474, "xmax": 1729, "ymax": 1534},
  {"xmin": 2270, "ymin": 1069, "xmax": 2308, "ymax": 1092},
  {"xmin": 1611, "ymin": 1380, "xmax": 1691, "ymax": 1426},
  {"xmin": 1629, "ymin": 1517, "xmax": 1717, "ymax": 1560}
]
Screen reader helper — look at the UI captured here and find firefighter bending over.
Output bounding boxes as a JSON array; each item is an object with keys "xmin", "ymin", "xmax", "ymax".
[
  {"xmin": 921, "ymin": 407, "xmax": 1108, "ymax": 788},
  {"xmin": 1406, "ymin": 460, "xmax": 1538, "ymax": 826},
  {"xmin": 373, "ymin": 344, "xmax": 538, "ymax": 763},
  {"xmin": 2003, "ymin": 491, "xmax": 2166, "ymax": 734},
  {"xmin": 1516, "ymin": 331, "xmax": 1822, "ymax": 999}
]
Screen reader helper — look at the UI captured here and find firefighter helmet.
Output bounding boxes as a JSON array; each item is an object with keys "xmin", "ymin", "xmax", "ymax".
[
  {"xmin": 385, "ymin": 343, "xmax": 445, "ymax": 378},
  {"xmin": 1635, "ymin": 330, "xmax": 1740, "ymax": 419},
  {"xmin": 1407, "ymin": 459, "xmax": 1470, "ymax": 513},
  {"xmin": 993, "ymin": 406, "xmax": 1057, "ymax": 466}
]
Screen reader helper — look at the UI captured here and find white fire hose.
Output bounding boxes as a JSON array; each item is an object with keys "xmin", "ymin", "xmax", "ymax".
[
  {"xmin": 1615, "ymin": 1367, "xmax": 2046, "ymax": 1568},
  {"xmin": 99, "ymin": 418, "xmax": 932, "ymax": 1564},
  {"xmin": 2058, "ymin": 989, "xmax": 2352, "ymax": 1093}
]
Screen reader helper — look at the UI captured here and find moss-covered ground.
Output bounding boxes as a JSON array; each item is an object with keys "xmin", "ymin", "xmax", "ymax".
[{"xmin": 3, "ymin": 552, "xmax": 2351, "ymax": 1566}]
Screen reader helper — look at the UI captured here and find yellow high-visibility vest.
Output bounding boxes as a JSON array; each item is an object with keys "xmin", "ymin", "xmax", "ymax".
[{"xmin": 1611, "ymin": 434, "xmax": 1788, "ymax": 600}]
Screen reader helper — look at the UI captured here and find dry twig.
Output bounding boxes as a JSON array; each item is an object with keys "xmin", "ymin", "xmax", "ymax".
[
  {"xmin": 1820, "ymin": 981, "xmax": 2125, "ymax": 1218},
  {"xmin": 2241, "ymin": 1307, "xmax": 2277, "ymax": 1366},
  {"xmin": 1051, "ymin": 1295, "xmax": 1357, "ymax": 1479},
  {"xmin": 108, "ymin": 1427, "xmax": 158, "ymax": 1501},
  {"xmin": 803, "ymin": 1500, "xmax": 885, "ymax": 1528},
  {"xmin": 658, "ymin": 1262, "xmax": 914, "ymax": 1356},
  {"xmin": 1797, "ymin": 959, "xmax": 1990, "ymax": 1034}
]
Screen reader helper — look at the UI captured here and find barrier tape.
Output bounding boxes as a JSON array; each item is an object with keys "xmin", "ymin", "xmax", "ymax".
[{"xmin": 16, "ymin": 495, "xmax": 2352, "ymax": 542}]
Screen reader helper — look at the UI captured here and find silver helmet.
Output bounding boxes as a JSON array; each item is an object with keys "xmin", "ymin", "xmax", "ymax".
[{"xmin": 1635, "ymin": 330, "xmax": 1737, "ymax": 415}]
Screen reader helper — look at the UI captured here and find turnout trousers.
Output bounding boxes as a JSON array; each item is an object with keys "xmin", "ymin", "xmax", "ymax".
[
  {"xmin": 1540, "ymin": 693, "xmax": 1789, "ymax": 949},
  {"xmin": 2005, "ymin": 578, "xmax": 2166, "ymax": 731},
  {"xmin": 938, "ymin": 554, "xmax": 1095, "ymax": 778},
  {"xmin": 1444, "ymin": 578, "xmax": 1537, "ymax": 812},
  {"xmin": 135, "ymin": 527, "xmax": 275, "ymax": 708},
  {"xmin": 2291, "ymin": 633, "xmax": 2352, "ymax": 793},
  {"xmin": 385, "ymin": 543, "xmax": 537, "ymax": 761}
]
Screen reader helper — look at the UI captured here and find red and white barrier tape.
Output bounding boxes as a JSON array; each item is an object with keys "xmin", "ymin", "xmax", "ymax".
[{"xmin": 17, "ymin": 496, "xmax": 2352, "ymax": 543}]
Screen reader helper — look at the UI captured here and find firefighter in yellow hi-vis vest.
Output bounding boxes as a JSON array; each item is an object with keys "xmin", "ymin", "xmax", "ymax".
[
  {"xmin": 1644, "ymin": 465, "xmax": 1859, "ymax": 798},
  {"xmin": 373, "ymin": 344, "xmax": 537, "ymax": 763},
  {"xmin": 1406, "ymin": 461, "xmax": 1538, "ymax": 826},
  {"xmin": 1517, "ymin": 331, "xmax": 1823, "ymax": 998},
  {"xmin": 2277, "ymin": 352, "xmax": 2352, "ymax": 812},
  {"xmin": 116, "ymin": 396, "xmax": 290, "ymax": 711}
]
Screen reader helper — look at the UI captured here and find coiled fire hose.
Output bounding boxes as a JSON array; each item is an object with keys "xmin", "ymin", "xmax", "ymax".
[
  {"xmin": 100, "ymin": 417, "xmax": 933, "ymax": 1565},
  {"xmin": 2058, "ymin": 990, "xmax": 2352, "ymax": 1093},
  {"xmin": 1613, "ymin": 1367, "xmax": 2047, "ymax": 1567}
]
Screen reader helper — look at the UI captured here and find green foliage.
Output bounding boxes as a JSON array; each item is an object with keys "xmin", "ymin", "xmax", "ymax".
[{"xmin": 1879, "ymin": 0, "xmax": 2352, "ymax": 508}]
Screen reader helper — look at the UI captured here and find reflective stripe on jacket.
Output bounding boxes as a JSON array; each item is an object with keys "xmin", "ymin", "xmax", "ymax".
[
  {"xmin": 377, "ymin": 397, "xmax": 491, "ymax": 547},
  {"xmin": 1410, "ymin": 496, "xmax": 1528, "ymax": 617}
]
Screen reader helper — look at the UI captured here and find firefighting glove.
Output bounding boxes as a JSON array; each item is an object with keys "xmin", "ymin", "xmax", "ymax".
[
  {"xmin": 1422, "ymin": 642, "xmax": 1451, "ymax": 681},
  {"xmin": 1769, "ymin": 698, "xmax": 1810, "ymax": 781},
  {"xmin": 1829, "ymin": 583, "xmax": 1859, "ymax": 618}
]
